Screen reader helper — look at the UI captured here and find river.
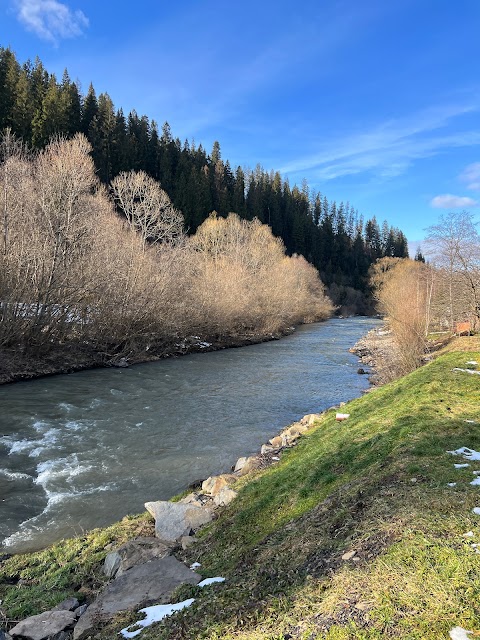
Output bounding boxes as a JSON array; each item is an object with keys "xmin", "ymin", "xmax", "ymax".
[{"xmin": 0, "ymin": 317, "xmax": 378, "ymax": 553}]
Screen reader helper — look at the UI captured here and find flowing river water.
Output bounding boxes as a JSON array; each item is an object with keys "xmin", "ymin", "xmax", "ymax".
[{"xmin": 0, "ymin": 317, "xmax": 379, "ymax": 553}]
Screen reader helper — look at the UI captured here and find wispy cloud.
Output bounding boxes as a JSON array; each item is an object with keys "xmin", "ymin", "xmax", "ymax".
[
  {"xmin": 279, "ymin": 103, "xmax": 480, "ymax": 182},
  {"xmin": 459, "ymin": 162, "xmax": 480, "ymax": 191},
  {"xmin": 430, "ymin": 194, "xmax": 479, "ymax": 209},
  {"xmin": 13, "ymin": 0, "xmax": 88, "ymax": 44}
]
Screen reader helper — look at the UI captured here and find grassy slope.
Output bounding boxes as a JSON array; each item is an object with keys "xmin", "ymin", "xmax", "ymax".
[{"xmin": 1, "ymin": 347, "xmax": 480, "ymax": 639}]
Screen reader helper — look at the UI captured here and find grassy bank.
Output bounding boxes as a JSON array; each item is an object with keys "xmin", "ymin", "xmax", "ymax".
[{"xmin": 1, "ymin": 343, "xmax": 480, "ymax": 638}]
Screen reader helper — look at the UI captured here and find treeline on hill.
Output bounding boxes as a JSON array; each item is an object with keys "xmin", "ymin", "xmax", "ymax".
[
  {"xmin": 0, "ymin": 132, "xmax": 333, "ymax": 374},
  {"xmin": 0, "ymin": 46, "xmax": 408, "ymax": 313}
]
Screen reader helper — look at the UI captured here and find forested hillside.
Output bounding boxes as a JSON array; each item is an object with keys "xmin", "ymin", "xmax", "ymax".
[{"xmin": 0, "ymin": 46, "xmax": 408, "ymax": 313}]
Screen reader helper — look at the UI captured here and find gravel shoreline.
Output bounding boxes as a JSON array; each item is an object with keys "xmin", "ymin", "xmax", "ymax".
[{"xmin": 350, "ymin": 324, "xmax": 394, "ymax": 386}]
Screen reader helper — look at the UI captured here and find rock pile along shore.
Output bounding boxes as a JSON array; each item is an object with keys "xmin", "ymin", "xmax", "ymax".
[{"xmin": 3, "ymin": 412, "xmax": 325, "ymax": 640}]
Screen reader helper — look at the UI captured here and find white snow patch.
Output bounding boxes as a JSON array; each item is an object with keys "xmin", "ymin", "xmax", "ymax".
[
  {"xmin": 120, "ymin": 599, "xmax": 195, "ymax": 638},
  {"xmin": 463, "ymin": 531, "xmax": 474, "ymax": 537},
  {"xmin": 449, "ymin": 447, "xmax": 480, "ymax": 461},
  {"xmin": 473, "ymin": 507, "xmax": 480, "ymax": 515},
  {"xmin": 466, "ymin": 361, "xmax": 478, "ymax": 366},
  {"xmin": 465, "ymin": 420, "xmax": 478, "ymax": 424},
  {"xmin": 119, "ymin": 577, "xmax": 226, "ymax": 637},
  {"xmin": 450, "ymin": 626, "xmax": 473, "ymax": 639},
  {"xmin": 471, "ymin": 477, "xmax": 480, "ymax": 486},
  {"xmin": 197, "ymin": 577, "xmax": 225, "ymax": 587},
  {"xmin": 454, "ymin": 464, "xmax": 470, "ymax": 469},
  {"xmin": 448, "ymin": 482, "xmax": 457, "ymax": 487},
  {"xmin": 190, "ymin": 562, "xmax": 201, "ymax": 570},
  {"xmin": 452, "ymin": 368, "xmax": 480, "ymax": 375}
]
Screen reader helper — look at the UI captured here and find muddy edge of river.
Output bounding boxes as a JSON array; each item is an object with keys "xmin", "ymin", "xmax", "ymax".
[{"xmin": 0, "ymin": 327, "xmax": 298, "ymax": 385}]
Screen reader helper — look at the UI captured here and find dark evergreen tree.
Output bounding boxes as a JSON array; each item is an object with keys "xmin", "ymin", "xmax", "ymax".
[{"xmin": 81, "ymin": 83, "xmax": 98, "ymax": 136}]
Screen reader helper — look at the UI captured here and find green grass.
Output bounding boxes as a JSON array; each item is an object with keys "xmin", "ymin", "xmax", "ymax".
[
  {"xmin": 0, "ymin": 513, "xmax": 153, "ymax": 623},
  {"xmin": 1, "ymin": 350, "xmax": 480, "ymax": 638}
]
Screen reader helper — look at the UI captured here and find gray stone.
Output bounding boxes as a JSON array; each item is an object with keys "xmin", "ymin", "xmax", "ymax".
[
  {"xmin": 238, "ymin": 456, "xmax": 261, "ymax": 477},
  {"xmin": 103, "ymin": 537, "xmax": 170, "ymax": 579},
  {"xmin": 145, "ymin": 501, "xmax": 213, "ymax": 542},
  {"xmin": 260, "ymin": 444, "xmax": 275, "ymax": 454},
  {"xmin": 234, "ymin": 456, "xmax": 247, "ymax": 473},
  {"xmin": 269, "ymin": 435, "xmax": 285, "ymax": 449},
  {"xmin": 213, "ymin": 487, "xmax": 237, "ymax": 507},
  {"xmin": 53, "ymin": 598, "xmax": 79, "ymax": 612},
  {"xmin": 300, "ymin": 413, "xmax": 319, "ymax": 427},
  {"xmin": 73, "ymin": 556, "xmax": 201, "ymax": 640},
  {"xmin": 103, "ymin": 550, "xmax": 121, "ymax": 579},
  {"xmin": 49, "ymin": 632, "xmax": 70, "ymax": 640},
  {"xmin": 9, "ymin": 611, "xmax": 76, "ymax": 640},
  {"xmin": 179, "ymin": 492, "xmax": 204, "ymax": 507},
  {"xmin": 181, "ymin": 536, "xmax": 197, "ymax": 550},
  {"xmin": 73, "ymin": 605, "xmax": 88, "ymax": 619}
]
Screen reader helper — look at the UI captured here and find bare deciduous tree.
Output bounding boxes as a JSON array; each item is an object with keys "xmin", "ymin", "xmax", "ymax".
[
  {"xmin": 371, "ymin": 257, "xmax": 431, "ymax": 378},
  {"xmin": 425, "ymin": 211, "xmax": 480, "ymax": 329},
  {"xmin": 111, "ymin": 170, "xmax": 184, "ymax": 248}
]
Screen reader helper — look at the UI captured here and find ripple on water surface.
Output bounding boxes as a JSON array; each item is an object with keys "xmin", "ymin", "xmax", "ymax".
[{"xmin": 0, "ymin": 317, "xmax": 379, "ymax": 552}]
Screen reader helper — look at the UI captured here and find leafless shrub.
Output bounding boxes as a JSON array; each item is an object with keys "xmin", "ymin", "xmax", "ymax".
[{"xmin": 371, "ymin": 258, "xmax": 431, "ymax": 377}]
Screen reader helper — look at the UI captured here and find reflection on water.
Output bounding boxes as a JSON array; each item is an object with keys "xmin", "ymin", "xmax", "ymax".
[{"xmin": 0, "ymin": 317, "xmax": 378, "ymax": 552}]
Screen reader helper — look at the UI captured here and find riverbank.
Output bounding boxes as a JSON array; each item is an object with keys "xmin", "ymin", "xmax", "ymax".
[
  {"xmin": 0, "ymin": 327, "xmax": 297, "ymax": 385},
  {"xmin": 1, "ymin": 342, "xmax": 479, "ymax": 639}
]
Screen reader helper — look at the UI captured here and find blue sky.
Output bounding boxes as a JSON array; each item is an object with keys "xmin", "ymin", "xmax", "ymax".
[{"xmin": 2, "ymin": 0, "xmax": 480, "ymax": 250}]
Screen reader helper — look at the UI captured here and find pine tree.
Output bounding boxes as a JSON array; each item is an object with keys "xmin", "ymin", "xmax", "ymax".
[
  {"xmin": 81, "ymin": 83, "xmax": 98, "ymax": 136},
  {"xmin": 32, "ymin": 74, "xmax": 63, "ymax": 147}
]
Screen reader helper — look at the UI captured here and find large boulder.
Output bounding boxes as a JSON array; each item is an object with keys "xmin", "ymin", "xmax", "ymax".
[
  {"xmin": 213, "ymin": 487, "xmax": 237, "ymax": 507},
  {"xmin": 73, "ymin": 556, "xmax": 201, "ymax": 640},
  {"xmin": 103, "ymin": 537, "xmax": 171, "ymax": 579},
  {"xmin": 9, "ymin": 610, "xmax": 76, "ymax": 640},
  {"xmin": 269, "ymin": 435, "xmax": 285, "ymax": 449},
  {"xmin": 300, "ymin": 413, "xmax": 320, "ymax": 427},
  {"xmin": 145, "ymin": 500, "xmax": 213, "ymax": 542},
  {"xmin": 234, "ymin": 457, "xmax": 247, "ymax": 473},
  {"xmin": 201, "ymin": 474, "xmax": 236, "ymax": 496},
  {"xmin": 237, "ymin": 456, "xmax": 261, "ymax": 477}
]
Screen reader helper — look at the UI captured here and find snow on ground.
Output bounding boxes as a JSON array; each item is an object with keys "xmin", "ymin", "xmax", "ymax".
[
  {"xmin": 454, "ymin": 463, "xmax": 470, "ymax": 469},
  {"xmin": 472, "ymin": 507, "xmax": 480, "ymax": 515},
  {"xmin": 120, "ymin": 577, "xmax": 226, "ymax": 638},
  {"xmin": 450, "ymin": 627, "xmax": 473, "ymax": 639},
  {"xmin": 197, "ymin": 577, "xmax": 226, "ymax": 587},
  {"xmin": 452, "ymin": 368, "xmax": 480, "ymax": 375},
  {"xmin": 120, "ymin": 600, "xmax": 195, "ymax": 638},
  {"xmin": 448, "ymin": 447, "xmax": 480, "ymax": 461}
]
